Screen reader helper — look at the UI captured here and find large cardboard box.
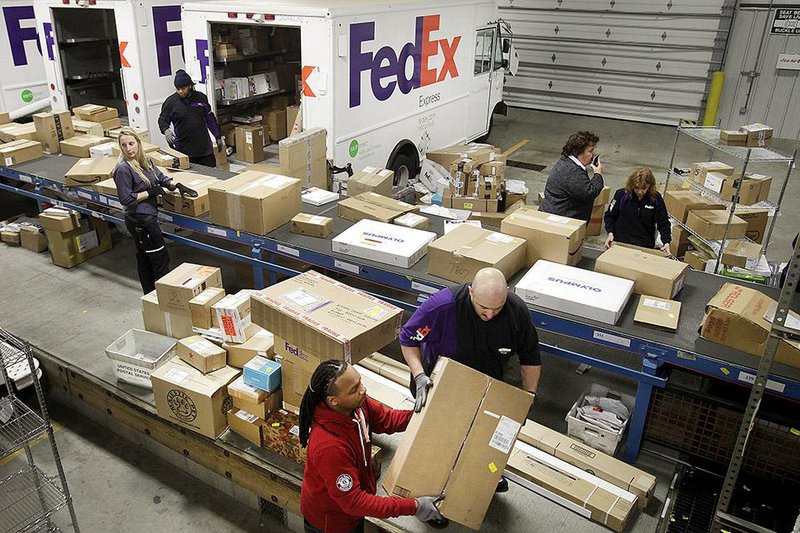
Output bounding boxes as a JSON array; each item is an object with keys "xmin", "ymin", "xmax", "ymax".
[
  {"xmin": 734, "ymin": 207, "xmax": 769, "ymax": 244},
  {"xmin": 44, "ymin": 217, "xmax": 112, "ymax": 268},
  {"xmin": 149, "ymin": 147, "xmax": 190, "ymax": 170},
  {"xmin": 160, "ymin": 172, "xmax": 220, "ymax": 217},
  {"xmin": 273, "ymin": 336, "xmax": 322, "ymax": 374},
  {"xmin": 188, "ymin": 287, "xmax": 226, "ymax": 329},
  {"xmin": 595, "ymin": 245, "xmax": 689, "ymax": 299},
  {"xmin": 517, "ymin": 420, "xmax": 656, "ymax": 509},
  {"xmin": 515, "ymin": 261, "xmax": 634, "ymax": 325},
  {"xmin": 71, "ymin": 119, "xmax": 105, "ymax": 137},
  {"xmin": 223, "ymin": 328, "xmax": 274, "ymax": 368},
  {"xmin": 338, "ymin": 192, "xmax": 417, "ymax": 223},
  {"xmin": 690, "ymin": 161, "xmax": 734, "ymax": 184},
  {"xmin": 347, "ymin": 167, "xmax": 394, "ymax": 197},
  {"xmin": 427, "ymin": 224, "xmax": 526, "ymax": 283},
  {"xmin": 155, "ymin": 263, "xmax": 223, "ymax": 315},
  {"xmin": 332, "ymin": 219, "xmax": 436, "ymax": 268},
  {"xmin": 664, "ymin": 190, "xmax": 724, "ymax": 223},
  {"xmin": 213, "ymin": 290, "xmax": 254, "ymax": 343},
  {"xmin": 251, "ymin": 270, "xmax": 403, "ymax": 364},
  {"xmin": 0, "ymin": 140, "xmax": 44, "ymax": 167},
  {"xmin": 501, "ymin": 207, "xmax": 585, "ymax": 267},
  {"xmin": 33, "ymin": 110, "xmax": 74, "ymax": 153},
  {"xmin": 235, "ymin": 125, "xmax": 265, "ymax": 163},
  {"xmin": 0, "ymin": 122, "xmax": 36, "ymax": 142},
  {"xmin": 73, "ymin": 104, "xmax": 119, "ymax": 122},
  {"xmin": 721, "ymin": 241, "xmax": 763, "ymax": 269},
  {"xmin": 262, "ymin": 409, "xmax": 307, "ymax": 464},
  {"xmin": 279, "ymin": 127, "xmax": 327, "ymax": 188},
  {"xmin": 141, "ymin": 291, "xmax": 194, "ymax": 339},
  {"xmin": 290, "ymin": 213, "xmax": 333, "ymax": 238},
  {"xmin": 633, "ymin": 295, "xmax": 681, "ymax": 331},
  {"xmin": 383, "ymin": 358, "xmax": 532, "ymax": 530},
  {"xmin": 177, "ymin": 335, "xmax": 227, "ymax": 374},
  {"xmin": 207, "ymin": 170, "xmax": 301, "ymax": 234},
  {"xmin": 151, "ymin": 358, "xmax": 240, "ymax": 439},
  {"xmin": 64, "ymin": 157, "xmax": 117, "ymax": 187},
  {"xmin": 686, "ymin": 210, "xmax": 747, "ymax": 240},
  {"xmin": 59, "ymin": 135, "xmax": 110, "ymax": 158}
]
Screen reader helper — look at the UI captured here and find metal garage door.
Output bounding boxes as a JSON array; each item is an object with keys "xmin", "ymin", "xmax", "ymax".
[{"xmin": 499, "ymin": 0, "xmax": 732, "ymax": 125}]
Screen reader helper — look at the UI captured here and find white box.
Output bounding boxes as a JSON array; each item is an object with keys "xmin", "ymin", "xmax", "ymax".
[
  {"xmin": 565, "ymin": 383, "xmax": 636, "ymax": 456},
  {"xmin": 332, "ymin": 219, "xmax": 436, "ymax": 268},
  {"xmin": 514, "ymin": 261, "xmax": 634, "ymax": 325},
  {"xmin": 89, "ymin": 142, "xmax": 116, "ymax": 158},
  {"xmin": 104, "ymin": 329, "xmax": 176, "ymax": 389},
  {"xmin": 301, "ymin": 187, "xmax": 339, "ymax": 206},
  {"xmin": 213, "ymin": 290, "xmax": 253, "ymax": 343}
]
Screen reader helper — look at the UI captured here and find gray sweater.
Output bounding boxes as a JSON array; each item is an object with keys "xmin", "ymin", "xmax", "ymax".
[{"xmin": 539, "ymin": 157, "xmax": 604, "ymax": 221}]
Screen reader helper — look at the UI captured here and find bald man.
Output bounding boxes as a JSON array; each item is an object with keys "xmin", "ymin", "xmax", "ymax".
[{"xmin": 399, "ymin": 268, "xmax": 542, "ymax": 412}]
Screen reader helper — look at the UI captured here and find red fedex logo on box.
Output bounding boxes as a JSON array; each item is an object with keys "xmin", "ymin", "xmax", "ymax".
[{"xmin": 349, "ymin": 15, "xmax": 461, "ymax": 108}]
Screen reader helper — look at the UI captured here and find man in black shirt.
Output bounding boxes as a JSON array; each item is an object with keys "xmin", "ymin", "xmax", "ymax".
[{"xmin": 158, "ymin": 69, "xmax": 223, "ymax": 168}]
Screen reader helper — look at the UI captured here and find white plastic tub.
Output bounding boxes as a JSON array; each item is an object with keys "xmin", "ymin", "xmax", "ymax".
[{"xmin": 105, "ymin": 329, "xmax": 176, "ymax": 389}]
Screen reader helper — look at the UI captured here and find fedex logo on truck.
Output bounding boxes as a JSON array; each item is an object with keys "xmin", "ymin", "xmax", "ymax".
[
  {"xmin": 349, "ymin": 14, "xmax": 461, "ymax": 108},
  {"xmin": 4, "ymin": 6, "xmax": 41, "ymax": 66}
]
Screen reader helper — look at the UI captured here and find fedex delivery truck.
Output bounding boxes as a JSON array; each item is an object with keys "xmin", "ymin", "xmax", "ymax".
[
  {"xmin": 0, "ymin": 0, "xmax": 48, "ymax": 114},
  {"xmin": 33, "ymin": 0, "xmax": 187, "ymax": 146},
  {"xmin": 181, "ymin": 0, "xmax": 518, "ymax": 183}
]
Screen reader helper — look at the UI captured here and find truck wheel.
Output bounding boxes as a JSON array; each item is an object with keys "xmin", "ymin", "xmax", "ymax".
[{"xmin": 389, "ymin": 153, "xmax": 416, "ymax": 188}]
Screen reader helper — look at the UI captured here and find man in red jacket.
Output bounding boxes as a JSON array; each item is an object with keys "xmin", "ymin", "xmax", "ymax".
[{"xmin": 299, "ymin": 360, "xmax": 443, "ymax": 533}]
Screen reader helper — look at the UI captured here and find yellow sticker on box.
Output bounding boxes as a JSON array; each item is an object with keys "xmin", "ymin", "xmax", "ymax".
[{"xmin": 488, "ymin": 462, "xmax": 497, "ymax": 474}]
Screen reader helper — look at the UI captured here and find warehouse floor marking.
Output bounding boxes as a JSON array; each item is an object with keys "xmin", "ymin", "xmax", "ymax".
[{"xmin": 501, "ymin": 139, "xmax": 547, "ymax": 171}]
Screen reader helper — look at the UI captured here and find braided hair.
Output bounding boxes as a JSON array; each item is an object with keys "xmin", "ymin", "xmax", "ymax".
[{"xmin": 299, "ymin": 360, "xmax": 349, "ymax": 447}]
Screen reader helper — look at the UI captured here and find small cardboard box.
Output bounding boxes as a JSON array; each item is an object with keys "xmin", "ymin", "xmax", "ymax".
[
  {"xmin": 64, "ymin": 157, "xmax": 117, "ymax": 187},
  {"xmin": 59, "ymin": 135, "xmax": 111, "ymax": 158},
  {"xmin": 151, "ymin": 358, "xmax": 240, "ymax": 439},
  {"xmin": 228, "ymin": 375, "xmax": 282, "ymax": 418},
  {"xmin": 595, "ymin": 245, "xmax": 689, "ymax": 299},
  {"xmin": 93, "ymin": 178, "xmax": 117, "ymax": 196},
  {"xmin": 227, "ymin": 408, "xmax": 264, "ymax": 446},
  {"xmin": 264, "ymin": 108, "xmax": 287, "ymax": 142},
  {"xmin": 338, "ymin": 192, "xmax": 417, "ymax": 223},
  {"xmin": 278, "ymin": 356, "xmax": 314, "ymax": 410},
  {"xmin": 348, "ymin": 166, "xmax": 394, "ymax": 197},
  {"xmin": 0, "ymin": 111, "xmax": 9, "ymax": 124},
  {"xmin": 672, "ymin": 224, "xmax": 690, "ymax": 257},
  {"xmin": 718, "ymin": 175, "xmax": 763, "ymax": 205},
  {"xmin": 686, "ymin": 210, "xmax": 747, "ymax": 240},
  {"xmin": 0, "ymin": 122, "xmax": 37, "ymax": 143},
  {"xmin": 382, "ymin": 358, "xmax": 532, "ymax": 530},
  {"xmin": 107, "ymin": 125, "xmax": 149, "ymax": 142},
  {"xmin": 290, "ymin": 213, "xmax": 333, "ymax": 238},
  {"xmin": 155, "ymin": 263, "xmax": 223, "ymax": 315},
  {"xmin": 332, "ymin": 219, "xmax": 437, "ymax": 268},
  {"xmin": 664, "ymin": 190, "xmax": 725, "ymax": 223},
  {"xmin": 19, "ymin": 225, "xmax": 47, "ymax": 252},
  {"xmin": 223, "ymin": 328, "xmax": 274, "ymax": 368},
  {"xmin": 160, "ymin": 172, "xmax": 219, "ymax": 217},
  {"xmin": 427, "ymin": 224, "xmax": 526, "ymax": 283},
  {"xmin": 734, "ymin": 207, "xmax": 769, "ymax": 243},
  {"xmin": 188, "ymin": 287, "xmax": 226, "ymax": 329},
  {"xmin": 501, "ymin": 206, "xmax": 586, "ymax": 267},
  {"xmin": 177, "ymin": 335, "xmax": 227, "ymax": 374},
  {"xmin": 279, "ymin": 127, "xmax": 327, "ymax": 188},
  {"xmin": 750, "ymin": 174, "xmax": 772, "ymax": 203},
  {"xmin": 44, "ymin": 217, "xmax": 112, "ymax": 268},
  {"xmin": 72, "ymin": 119, "xmax": 105, "ymax": 137},
  {"xmin": 0, "ymin": 140, "xmax": 44, "ymax": 167},
  {"xmin": 721, "ymin": 241, "xmax": 763, "ymax": 269},
  {"xmin": 515, "ymin": 260, "xmax": 634, "ymax": 325},
  {"xmin": 684, "ymin": 250, "xmax": 712, "ymax": 271},
  {"xmin": 73, "ymin": 104, "xmax": 119, "ymax": 122},
  {"xmin": 441, "ymin": 193, "xmax": 500, "ymax": 213},
  {"xmin": 262, "ymin": 409, "xmax": 307, "ymax": 464},
  {"xmin": 33, "ymin": 110, "xmax": 74, "ymax": 153},
  {"xmin": 633, "ymin": 295, "xmax": 681, "ymax": 331},
  {"xmin": 740, "ymin": 123, "xmax": 773, "ymax": 147},
  {"xmin": 141, "ymin": 291, "xmax": 194, "ymax": 339},
  {"xmin": 426, "ymin": 143, "xmax": 501, "ymax": 169},
  {"xmin": 719, "ymin": 130, "xmax": 747, "ymax": 146},
  {"xmin": 690, "ymin": 161, "xmax": 734, "ymax": 184},
  {"xmin": 39, "ymin": 207, "xmax": 81, "ymax": 233},
  {"xmin": 213, "ymin": 290, "xmax": 254, "ymax": 343},
  {"xmin": 1, "ymin": 229, "xmax": 20, "ymax": 246},
  {"xmin": 235, "ymin": 124, "xmax": 265, "ymax": 163},
  {"xmin": 286, "ymin": 105, "xmax": 301, "ymax": 136},
  {"xmin": 251, "ymin": 270, "xmax": 403, "ymax": 365},
  {"xmin": 149, "ymin": 147, "xmax": 190, "ymax": 170},
  {"xmin": 393, "ymin": 212, "xmax": 429, "ymax": 230},
  {"xmin": 243, "ymin": 355, "xmax": 282, "ymax": 392}
]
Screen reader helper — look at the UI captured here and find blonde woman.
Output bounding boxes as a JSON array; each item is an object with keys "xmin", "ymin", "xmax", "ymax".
[
  {"xmin": 113, "ymin": 128, "xmax": 197, "ymax": 292},
  {"xmin": 604, "ymin": 167, "xmax": 671, "ymax": 255}
]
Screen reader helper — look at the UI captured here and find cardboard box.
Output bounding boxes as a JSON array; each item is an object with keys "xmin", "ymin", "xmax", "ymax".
[
  {"xmin": 72, "ymin": 119, "xmax": 105, "ymax": 137},
  {"xmin": 100, "ymin": 117, "xmax": 122, "ymax": 131},
  {"xmin": 286, "ymin": 105, "xmax": 300, "ymax": 136},
  {"xmin": 501, "ymin": 207, "xmax": 586, "ymax": 267},
  {"xmin": 39, "ymin": 208, "xmax": 81, "ymax": 233},
  {"xmin": 440, "ymin": 193, "xmax": 500, "ymax": 213},
  {"xmin": 227, "ymin": 408, "xmax": 263, "ymax": 446},
  {"xmin": 44, "ymin": 217, "xmax": 112, "ymax": 268},
  {"xmin": 207, "ymin": 170, "xmax": 302, "ymax": 234},
  {"xmin": 213, "ymin": 290, "xmax": 253, "ymax": 343},
  {"xmin": 160, "ymin": 172, "xmax": 219, "ymax": 217},
  {"xmin": 290, "ymin": 213, "xmax": 333, "ymax": 238},
  {"xmin": 19, "ymin": 225, "xmax": 47, "ymax": 252},
  {"xmin": 722, "ymin": 241, "xmax": 763, "ymax": 269},
  {"xmin": 1, "ymin": 229, "xmax": 20, "ymax": 246},
  {"xmin": 243, "ymin": 355, "xmax": 281, "ymax": 392},
  {"xmin": 93, "ymin": 178, "xmax": 117, "ymax": 196},
  {"xmin": 64, "ymin": 157, "xmax": 117, "ymax": 187},
  {"xmin": 719, "ymin": 130, "xmax": 747, "ymax": 146},
  {"xmin": 690, "ymin": 161, "xmax": 734, "ymax": 184},
  {"xmin": 59, "ymin": 135, "xmax": 110, "ymax": 158},
  {"xmin": 188, "ymin": 287, "xmax": 226, "ymax": 329},
  {"xmin": 177, "ymin": 335, "xmax": 227, "ymax": 374},
  {"xmin": 251, "ymin": 270, "xmax": 403, "ymax": 365},
  {"xmin": 671, "ymin": 224, "xmax": 690, "ymax": 257},
  {"xmin": 506, "ymin": 442, "xmax": 636, "ymax": 532},
  {"xmin": 684, "ymin": 250, "xmax": 711, "ymax": 271},
  {"xmin": 73, "ymin": 104, "xmax": 118, "ymax": 122},
  {"xmin": 107, "ymin": 125, "xmax": 150, "ymax": 142},
  {"xmin": 33, "ymin": 110, "xmax": 74, "ymax": 153},
  {"xmin": 228, "ymin": 375, "xmax": 282, "ymax": 417},
  {"xmin": 0, "ymin": 140, "xmax": 44, "ymax": 167},
  {"xmin": 151, "ymin": 358, "xmax": 240, "ymax": 439},
  {"xmin": 262, "ymin": 409, "xmax": 307, "ymax": 464},
  {"xmin": 235, "ymin": 125, "xmax": 265, "ymax": 163},
  {"xmin": 633, "ymin": 295, "xmax": 681, "ymax": 331},
  {"xmin": 586, "ymin": 204, "xmax": 605, "ymax": 236},
  {"xmin": 734, "ymin": 207, "xmax": 769, "ymax": 244},
  {"xmin": 223, "ymin": 328, "xmax": 274, "ymax": 368},
  {"xmin": 393, "ymin": 212, "xmax": 429, "ymax": 230},
  {"xmin": 348, "ymin": 167, "xmax": 394, "ymax": 197},
  {"xmin": 517, "ymin": 420, "xmax": 656, "ymax": 509},
  {"xmin": 750, "ymin": 174, "xmax": 772, "ymax": 203},
  {"xmin": 0, "ymin": 122, "xmax": 37, "ymax": 142},
  {"xmin": 740, "ymin": 123, "xmax": 773, "ymax": 147},
  {"xmin": 264, "ymin": 109, "xmax": 287, "ymax": 142},
  {"xmin": 273, "ymin": 336, "xmax": 322, "ymax": 374},
  {"xmin": 332, "ymin": 219, "xmax": 436, "ymax": 268},
  {"xmin": 0, "ymin": 111, "xmax": 8, "ymax": 124},
  {"xmin": 279, "ymin": 127, "xmax": 327, "ymax": 188},
  {"xmin": 426, "ymin": 143, "xmax": 501, "ymax": 169},
  {"xmin": 149, "ymin": 147, "xmax": 190, "ymax": 170},
  {"xmin": 383, "ymin": 358, "xmax": 532, "ymax": 530},
  {"xmin": 278, "ymin": 356, "xmax": 314, "ymax": 410},
  {"xmin": 718, "ymin": 175, "xmax": 763, "ymax": 205},
  {"xmin": 515, "ymin": 260, "xmax": 634, "ymax": 325},
  {"xmin": 155, "ymin": 263, "xmax": 223, "ymax": 315},
  {"xmin": 141, "ymin": 291, "xmax": 194, "ymax": 339},
  {"xmin": 595, "ymin": 245, "xmax": 688, "ymax": 299},
  {"xmin": 427, "ymin": 224, "xmax": 526, "ymax": 283},
  {"xmin": 664, "ymin": 190, "xmax": 725, "ymax": 223},
  {"xmin": 338, "ymin": 192, "xmax": 417, "ymax": 223},
  {"xmin": 686, "ymin": 210, "xmax": 747, "ymax": 240}
]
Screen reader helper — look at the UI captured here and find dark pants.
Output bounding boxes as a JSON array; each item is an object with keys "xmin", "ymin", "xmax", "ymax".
[
  {"xmin": 304, "ymin": 518, "xmax": 364, "ymax": 533},
  {"xmin": 124, "ymin": 213, "xmax": 170, "ymax": 294},
  {"xmin": 189, "ymin": 153, "xmax": 217, "ymax": 168}
]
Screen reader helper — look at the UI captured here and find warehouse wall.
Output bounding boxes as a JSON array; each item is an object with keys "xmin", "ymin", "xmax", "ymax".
[
  {"xmin": 717, "ymin": 2, "xmax": 800, "ymax": 140},
  {"xmin": 499, "ymin": 0, "xmax": 733, "ymax": 125}
]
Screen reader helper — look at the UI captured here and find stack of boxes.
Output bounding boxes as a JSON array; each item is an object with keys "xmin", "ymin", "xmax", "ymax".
[
  {"xmin": 72, "ymin": 104, "xmax": 122, "ymax": 133},
  {"xmin": 37, "ymin": 207, "xmax": 112, "ymax": 268},
  {"xmin": 719, "ymin": 123, "xmax": 773, "ymax": 148},
  {"xmin": 33, "ymin": 110, "xmax": 74, "ymax": 154}
]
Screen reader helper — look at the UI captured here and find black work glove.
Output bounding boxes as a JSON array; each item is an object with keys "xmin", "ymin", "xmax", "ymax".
[
  {"xmin": 413, "ymin": 373, "xmax": 432, "ymax": 413},
  {"xmin": 165, "ymin": 180, "xmax": 177, "ymax": 191},
  {"xmin": 216, "ymin": 137, "xmax": 225, "ymax": 153},
  {"xmin": 147, "ymin": 185, "xmax": 164, "ymax": 198},
  {"xmin": 176, "ymin": 183, "xmax": 199, "ymax": 198}
]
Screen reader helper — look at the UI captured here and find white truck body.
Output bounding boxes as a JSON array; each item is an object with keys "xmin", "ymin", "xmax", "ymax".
[{"xmin": 0, "ymin": 0, "xmax": 48, "ymax": 114}]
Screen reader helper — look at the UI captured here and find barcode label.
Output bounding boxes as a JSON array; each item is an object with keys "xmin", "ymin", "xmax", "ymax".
[
  {"xmin": 488, "ymin": 416, "xmax": 520, "ymax": 454},
  {"xmin": 277, "ymin": 244, "xmax": 299, "ymax": 257}
]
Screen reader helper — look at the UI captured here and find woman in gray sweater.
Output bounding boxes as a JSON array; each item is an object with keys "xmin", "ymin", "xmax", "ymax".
[{"xmin": 539, "ymin": 131, "xmax": 605, "ymax": 221}]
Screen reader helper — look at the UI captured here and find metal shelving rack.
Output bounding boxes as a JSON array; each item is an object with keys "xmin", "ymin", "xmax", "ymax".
[
  {"xmin": 664, "ymin": 123, "xmax": 797, "ymax": 273},
  {"xmin": 0, "ymin": 329, "xmax": 79, "ymax": 533}
]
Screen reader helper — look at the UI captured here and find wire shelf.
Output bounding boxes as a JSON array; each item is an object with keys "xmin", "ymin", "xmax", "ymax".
[
  {"xmin": 0, "ymin": 465, "xmax": 67, "ymax": 533},
  {"xmin": 678, "ymin": 126, "xmax": 793, "ymax": 162},
  {"xmin": 0, "ymin": 397, "xmax": 48, "ymax": 457},
  {"xmin": 668, "ymin": 171, "xmax": 779, "ymax": 215},
  {"xmin": 0, "ymin": 334, "xmax": 27, "ymax": 370}
]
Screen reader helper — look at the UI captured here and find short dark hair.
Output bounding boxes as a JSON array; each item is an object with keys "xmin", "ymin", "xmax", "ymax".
[{"xmin": 561, "ymin": 131, "xmax": 599, "ymax": 158}]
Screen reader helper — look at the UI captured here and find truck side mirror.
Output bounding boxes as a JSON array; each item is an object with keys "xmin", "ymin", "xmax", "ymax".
[{"xmin": 502, "ymin": 38, "xmax": 511, "ymax": 53}]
